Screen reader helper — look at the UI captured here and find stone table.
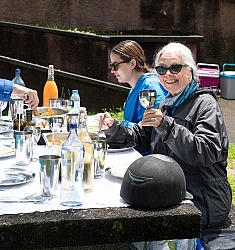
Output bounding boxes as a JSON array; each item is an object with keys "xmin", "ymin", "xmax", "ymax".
[{"xmin": 0, "ymin": 203, "xmax": 201, "ymax": 250}]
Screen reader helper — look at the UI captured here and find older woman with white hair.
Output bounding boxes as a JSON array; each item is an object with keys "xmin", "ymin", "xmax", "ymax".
[{"xmin": 99, "ymin": 42, "xmax": 232, "ymax": 232}]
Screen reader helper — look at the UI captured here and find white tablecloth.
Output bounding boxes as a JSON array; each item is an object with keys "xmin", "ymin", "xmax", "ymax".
[{"xmin": 0, "ymin": 138, "xmax": 142, "ymax": 215}]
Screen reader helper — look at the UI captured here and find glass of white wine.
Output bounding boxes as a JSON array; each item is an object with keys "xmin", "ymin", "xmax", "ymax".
[{"xmin": 139, "ymin": 90, "xmax": 157, "ymax": 109}]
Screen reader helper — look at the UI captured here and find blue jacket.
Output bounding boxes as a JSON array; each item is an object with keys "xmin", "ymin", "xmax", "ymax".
[
  {"xmin": 123, "ymin": 73, "xmax": 167, "ymax": 127},
  {"xmin": 0, "ymin": 78, "xmax": 13, "ymax": 101}
]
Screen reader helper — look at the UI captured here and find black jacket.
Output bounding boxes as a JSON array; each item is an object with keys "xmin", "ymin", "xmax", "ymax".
[{"xmin": 105, "ymin": 88, "xmax": 232, "ymax": 229}]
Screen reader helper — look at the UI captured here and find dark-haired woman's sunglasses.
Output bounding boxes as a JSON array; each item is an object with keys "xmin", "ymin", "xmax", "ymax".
[
  {"xmin": 110, "ymin": 61, "xmax": 128, "ymax": 71},
  {"xmin": 155, "ymin": 64, "xmax": 188, "ymax": 75}
]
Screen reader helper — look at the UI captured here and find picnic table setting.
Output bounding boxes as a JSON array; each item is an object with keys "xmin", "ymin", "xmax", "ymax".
[
  {"xmin": 0, "ymin": 101, "xmax": 142, "ymax": 215},
  {"xmin": 0, "ymin": 77, "xmax": 202, "ymax": 249}
]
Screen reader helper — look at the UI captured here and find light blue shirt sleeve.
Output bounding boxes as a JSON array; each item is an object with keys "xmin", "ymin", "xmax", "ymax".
[{"xmin": 0, "ymin": 78, "xmax": 14, "ymax": 102}]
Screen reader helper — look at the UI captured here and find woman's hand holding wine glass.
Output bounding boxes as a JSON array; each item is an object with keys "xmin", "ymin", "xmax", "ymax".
[{"xmin": 139, "ymin": 90, "xmax": 163, "ymax": 127}]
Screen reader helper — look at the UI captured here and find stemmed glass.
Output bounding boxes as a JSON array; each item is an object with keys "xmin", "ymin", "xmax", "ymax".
[
  {"xmin": 139, "ymin": 90, "xmax": 157, "ymax": 109},
  {"xmin": 49, "ymin": 117, "xmax": 64, "ymax": 142},
  {"xmin": 0, "ymin": 102, "xmax": 8, "ymax": 119}
]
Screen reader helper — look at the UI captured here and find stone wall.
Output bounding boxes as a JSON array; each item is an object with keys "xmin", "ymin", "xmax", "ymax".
[{"xmin": 0, "ymin": 0, "xmax": 234, "ymax": 67}]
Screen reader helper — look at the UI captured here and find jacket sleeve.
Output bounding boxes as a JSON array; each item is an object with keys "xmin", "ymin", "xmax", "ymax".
[
  {"xmin": 0, "ymin": 79, "xmax": 13, "ymax": 101},
  {"xmin": 155, "ymin": 96, "xmax": 228, "ymax": 167},
  {"xmin": 104, "ymin": 120, "xmax": 152, "ymax": 154}
]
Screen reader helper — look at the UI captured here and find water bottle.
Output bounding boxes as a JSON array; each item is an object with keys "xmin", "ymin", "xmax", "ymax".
[
  {"xmin": 60, "ymin": 118, "xmax": 85, "ymax": 207},
  {"xmin": 70, "ymin": 90, "xmax": 80, "ymax": 113},
  {"xmin": 12, "ymin": 69, "xmax": 25, "ymax": 87}
]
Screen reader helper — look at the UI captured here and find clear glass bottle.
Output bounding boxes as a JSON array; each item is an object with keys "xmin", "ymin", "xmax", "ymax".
[
  {"xmin": 43, "ymin": 65, "xmax": 58, "ymax": 107},
  {"xmin": 78, "ymin": 110, "xmax": 94, "ymax": 193},
  {"xmin": 12, "ymin": 69, "xmax": 25, "ymax": 87},
  {"xmin": 25, "ymin": 109, "xmax": 36, "ymax": 127},
  {"xmin": 60, "ymin": 119, "xmax": 85, "ymax": 207},
  {"xmin": 70, "ymin": 90, "xmax": 80, "ymax": 113}
]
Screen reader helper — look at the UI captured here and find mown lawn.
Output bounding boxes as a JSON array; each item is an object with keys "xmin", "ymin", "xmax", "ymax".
[{"xmin": 228, "ymin": 143, "xmax": 235, "ymax": 204}]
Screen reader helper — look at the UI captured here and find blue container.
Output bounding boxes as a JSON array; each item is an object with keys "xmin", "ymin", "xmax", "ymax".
[{"xmin": 220, "ymin": 63, "xmax": 235, "ymax": 99}]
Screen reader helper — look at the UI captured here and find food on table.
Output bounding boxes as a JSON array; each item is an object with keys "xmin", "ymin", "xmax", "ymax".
[
  {"xmin": 35, "ymin": 119, "xmax": 50, "ymax": 129},
  {"xmin": 34, "ymin": 108, "xmax": 55, "ymax": 116},
  {"xmin": 48, "ymin": 138, "xmax": 64, "ymax": 146}
]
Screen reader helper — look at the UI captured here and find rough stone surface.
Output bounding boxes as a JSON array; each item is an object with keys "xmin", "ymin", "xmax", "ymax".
[{"xmin": 0, "ymin": 204, "xmax": 201, "ymax": 249}]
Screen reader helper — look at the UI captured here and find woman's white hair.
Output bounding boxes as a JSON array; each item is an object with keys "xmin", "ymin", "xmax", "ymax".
[{"xmin": 154, "ymin": 42, "xmax": 199, "ymax": 82}]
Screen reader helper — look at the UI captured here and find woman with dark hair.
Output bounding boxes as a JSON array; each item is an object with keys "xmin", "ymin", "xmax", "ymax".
[{"xmin": 110, "ymin": 40, "xmax": 167, "ymax": 127}]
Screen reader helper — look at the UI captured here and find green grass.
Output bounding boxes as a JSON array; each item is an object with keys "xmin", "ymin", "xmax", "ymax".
[
  {"xmin": 228, "ymin": 143, "xmax": 235, "ymax": 204},
  {"xmin": 103, "ymin": 107, "xmax": 124, "ymax": 121}
]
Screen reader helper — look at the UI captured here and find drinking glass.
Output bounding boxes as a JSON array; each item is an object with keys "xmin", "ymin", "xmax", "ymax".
[
  {"xmin": 24, "ymin": 126, "xmax": 41, "ymax": 161},
  {"xmin": 0, "ymin": 101, "xmax": 8, "ymax": 119},
  {"xmin": 87, "ymin": 115, "xmax": 100, "ymax": 133},
  {"xmin": 49, "ymin": 98, "xmax": 64, "ymax": 108},
  {"xmin": 49, "ymin": 117, "xmax": 64, "ymax": 133},
  {"xmin": 139, "ymin": 90, "xmax": 157, "ymax": 109},
  {"xmin": 49, "ymin": 117, "xmax": 64, "ymax": 143}
]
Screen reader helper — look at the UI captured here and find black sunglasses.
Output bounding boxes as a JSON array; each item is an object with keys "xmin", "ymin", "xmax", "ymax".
[
  {"xmin": 155, "ymin": 64, "xmax": 188, "ymax": 75},
  {"xmin": 110, "ymin": 61, "xmax": 128, "ymax": 71}
]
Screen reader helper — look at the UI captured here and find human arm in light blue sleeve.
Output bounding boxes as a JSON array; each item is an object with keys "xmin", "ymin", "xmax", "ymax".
[{"xmin": 0, "ymin": 78, "xmax": 13, "ymax": 102}]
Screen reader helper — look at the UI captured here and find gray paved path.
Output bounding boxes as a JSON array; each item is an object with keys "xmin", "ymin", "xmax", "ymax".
[{"xmin": 218, "ymin": 98, "xmax": 235, "ymax": 143}]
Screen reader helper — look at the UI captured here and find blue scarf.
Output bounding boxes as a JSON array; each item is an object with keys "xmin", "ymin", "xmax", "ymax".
[{"xmin": 164, "ymin": 80, "xmax": 199, "ymax": 115}]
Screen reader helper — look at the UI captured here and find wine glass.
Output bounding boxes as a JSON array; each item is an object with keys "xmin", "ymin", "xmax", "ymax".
[
  {"xmin": 0, "ymin": 101, "xmax": 8, "ymax": 119},
  {"xmin": 34, "ymin": 126, "xmax": 42, "ymax": 144},
  {"xmin": 49, "ymin": 117, "xmax": 64, "ymax": 142},
  {"xmin": 49, "ymin": 117, "xmax": 63, "ymax": 133},
  {"xmin": 139, "ymin": 90, "xmax": 157, "ymax": 109}
]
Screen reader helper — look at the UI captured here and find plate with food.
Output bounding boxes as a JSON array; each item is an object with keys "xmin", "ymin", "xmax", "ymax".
[
  {"xmin": 0, "ymin": 144, "xmax": 15, "ymax": 158},
  {"xmin": 33, "ymin": 107, "xmax": 68, "ymax": 130},
  {"xmin": 0, "ymin": 168, "xmax": 35, "ymax": 186},
  {"xmin": 107, "ymin": 141, "xmax": 136, "ymax": 153}
]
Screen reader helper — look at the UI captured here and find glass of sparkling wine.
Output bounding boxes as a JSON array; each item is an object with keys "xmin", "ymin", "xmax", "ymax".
[{"xmin": 139, "ymin": 90, "xmax": 157, "ymax": 109}]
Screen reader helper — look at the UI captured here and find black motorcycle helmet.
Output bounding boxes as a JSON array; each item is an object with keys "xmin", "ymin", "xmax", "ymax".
[{"xmin": 120, "ymin": 154, "xmax": 192, "ymax": 209}]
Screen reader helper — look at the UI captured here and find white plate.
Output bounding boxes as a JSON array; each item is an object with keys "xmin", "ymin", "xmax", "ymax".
[
  {"xmin": 107, "ymin": 142, "xmax": 136, "ymax": 153},
  {"xmin": 0, "ymin": 168, "xmax": 35, "ymax": 186},
  {"xmin": 105, "ymin": 162, "xmax": 131, "ymax": 180},
  {"xmin": 0, "ymin": 144, "xmax": 15, "ymax": 158},
  {"xmin": 0, "ymin": 124, "xmax": 11, "ymax": 134}
]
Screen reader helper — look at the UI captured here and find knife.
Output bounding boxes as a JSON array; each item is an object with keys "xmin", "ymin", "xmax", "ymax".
[{"xmin": 0, "ymin": 199, "xmax": 44, "ymax": 203}]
